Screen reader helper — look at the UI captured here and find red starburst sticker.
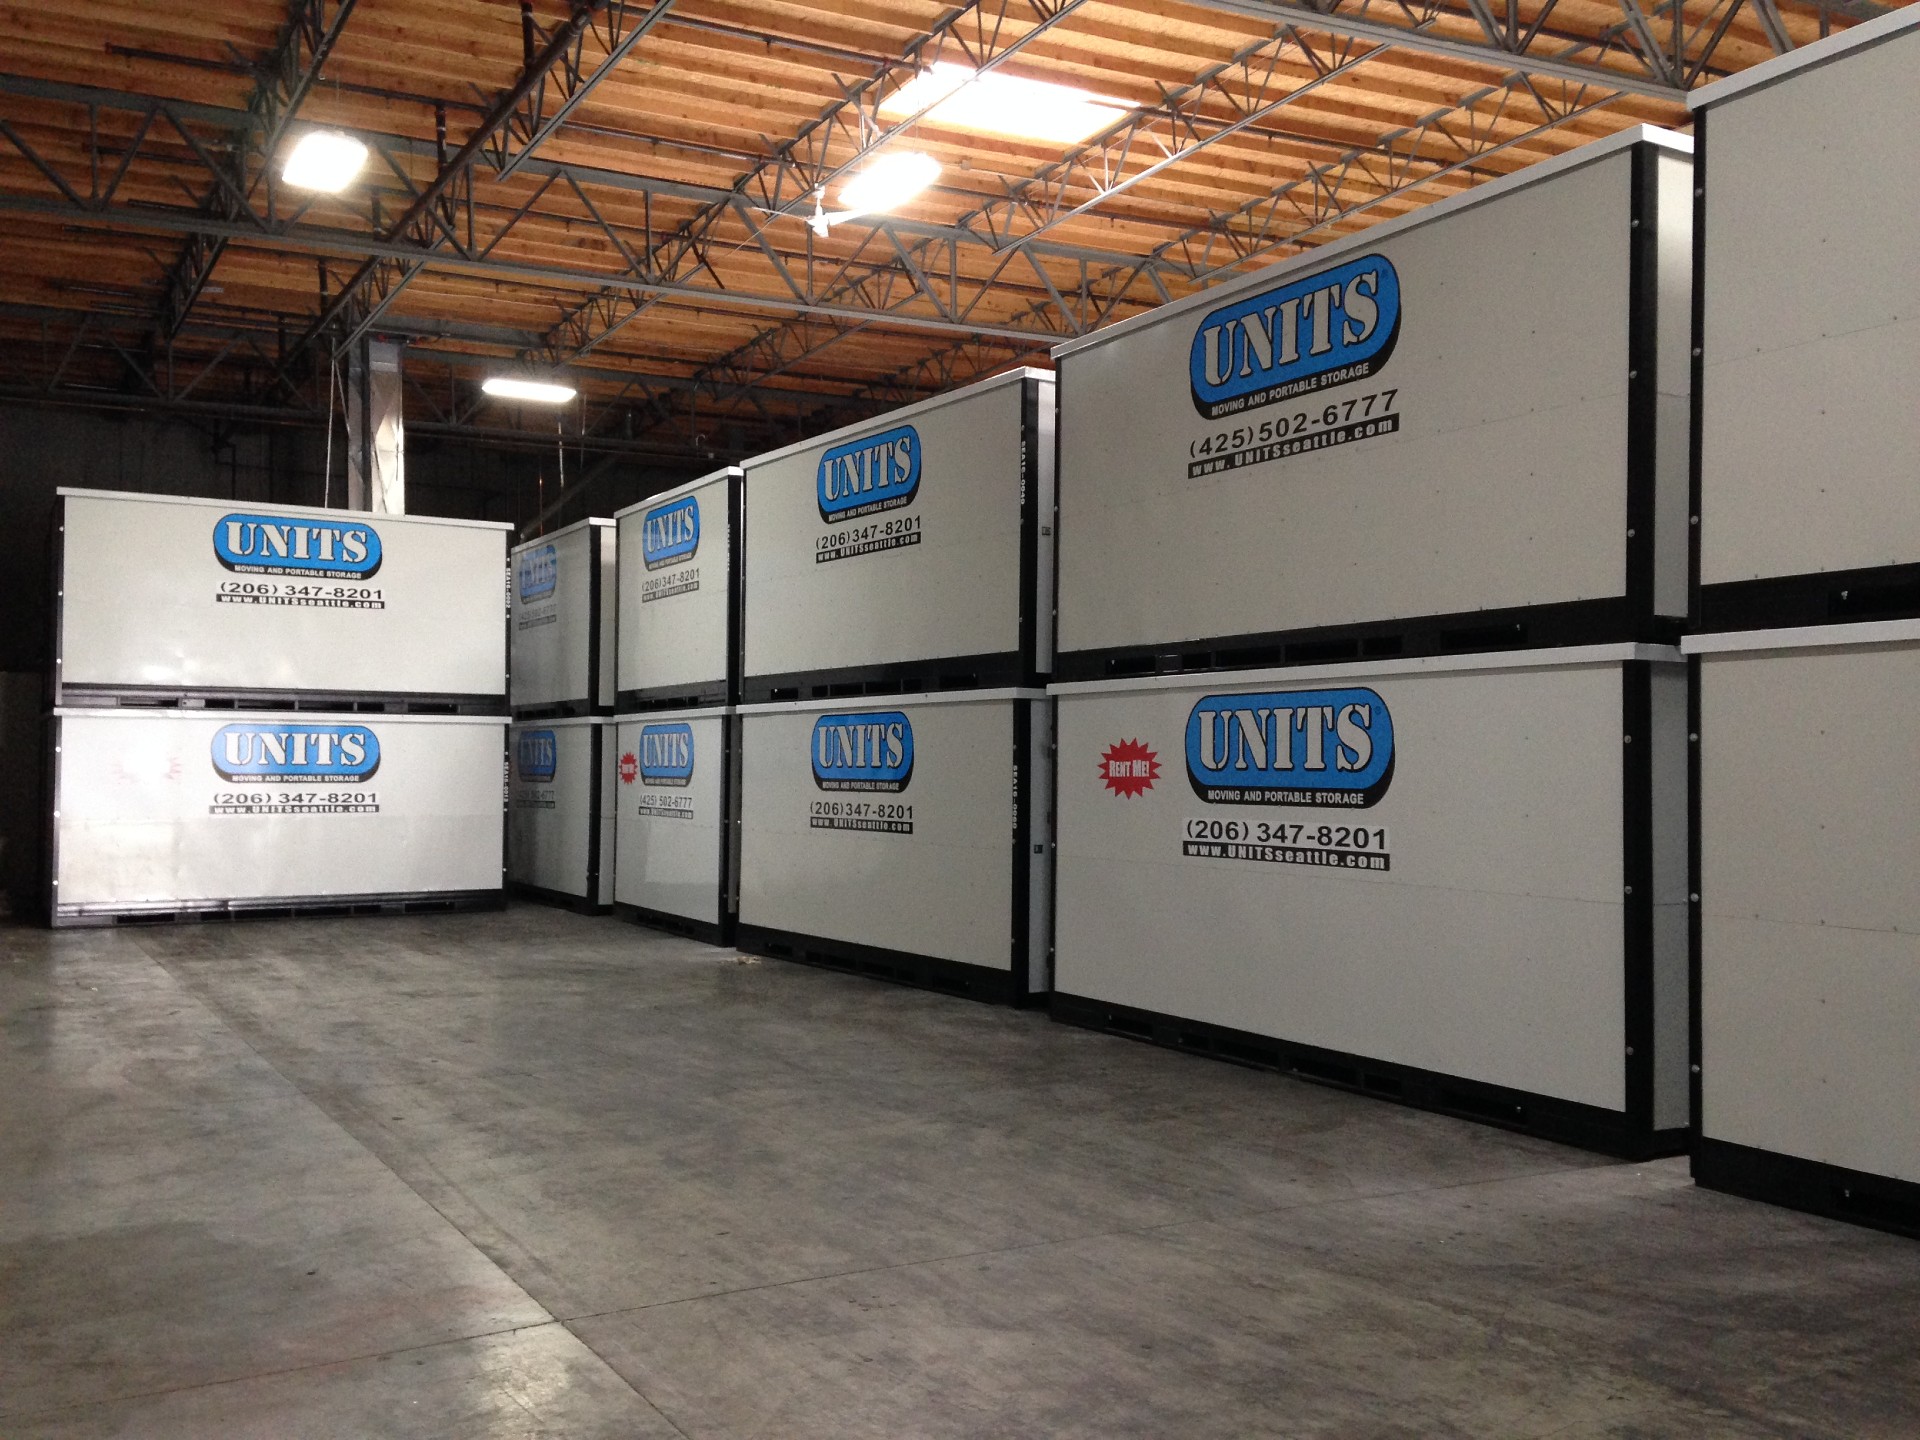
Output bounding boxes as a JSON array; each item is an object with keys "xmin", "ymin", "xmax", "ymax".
[
  {"xmin": 618, "ymin": 751, "xmax": 639, "ymax": 785},
  {"xmin": 1099, "ymin": 739, "xmax": 1160, "ymax": 798}
]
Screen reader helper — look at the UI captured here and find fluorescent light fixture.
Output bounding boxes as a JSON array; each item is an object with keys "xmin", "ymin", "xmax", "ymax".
[
  {"xmin": 280, "ymin": 130, "xmax": 368, "ymax": 193},
  {"xmin": 837, "ymin": 150, "xmax": 940, "ymax": 217},
  {"xmin": 482, "ymin": 376, "xmax": 578, "ymax": 405},
  {"xmin": 879, "ymin": 62, "xmax": 1129, "ymax": 145}
]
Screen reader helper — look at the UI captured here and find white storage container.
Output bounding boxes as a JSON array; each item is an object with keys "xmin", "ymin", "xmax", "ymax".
[
  {"xmin": 510, "ymin": 519, "xmax": 614, "ymax": 716},
  {"xmin": 614, "ymin": 468, "xmax": 743, "ymax": 710},
  {"xmin": 612, "ymin": 706, "xmax": 735, "ymax": 942},
  {"xmin": 507, "ymin": 717, "xmax": 614, "ymax": 910},
  {"xmin": 740, "ymin": 371, "xmax": 1054, "ymax": 701},
  {"xmin": 1051, "ymin": 128, "xmax": 1693, "ymax": 680},
  {"xmin": 1690, "ymin": 10, "xmax": 1920, "ymax": 634},
  {"xmin": 1687, "ymin": 620, "xmax": 1920, "ymax": 1235},
  {"xmin": 1051, "ymin": 644, "xmax": 1689, "ymax": 1156},
  {"xmin": 736, "ymin": 690, "xmax": 1052, "ymax": 1002},
  {"xmin": 54, "ymin": 488, "xmax": 509, "ymax": 708},
  {"xmin": 50, "ymin": 708, "xmax": 505, "ymax": 924}
]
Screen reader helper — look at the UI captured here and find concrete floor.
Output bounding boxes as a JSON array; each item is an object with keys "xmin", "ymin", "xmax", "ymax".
[{"xmin": 3, "ymin": 908, "xmax": 1918, "ymax": 1438}]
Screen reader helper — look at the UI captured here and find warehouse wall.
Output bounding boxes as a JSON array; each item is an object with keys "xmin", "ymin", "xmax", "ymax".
[{"xmin": 0, "ymin": 400, "xmax": 697, "ymax": 918}]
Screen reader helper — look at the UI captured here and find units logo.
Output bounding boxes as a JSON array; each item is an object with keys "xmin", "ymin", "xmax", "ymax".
[
  {"xmin": 518, "ymin": 544, "xmax": 558, "ymax": 602},
  {"xmin": 1099, "ymin": 739, "xmax": 1160, "ymax": 799},
  {"xmin": 817, "ymin": 423, "xmax": 920, "ymax": 522},
  {"xmin": 210, "ymin": 723, "xmax": 381, "ymax": 784},
  {"xmin": 641, "ymin": 495, "xmax": 700, "ymax": 569},
  {"xmin": 1184, "ymin": 688, "xmax": 1393, "ymax": 807},
  {"xmin": 1189, "ymin": 254, "xmax": 1400, "ymax": 420},
  {"xmin": 637, "ymin": 723, "xmax": 694, "ymax": 787},
  {"xmin": 213, "ymin": 513, "xmax": 382, "ymax": 579},
  {"xmin": 515, "ymin": 729, "xmax": 558, "ymax": 784},
  {"xmin": 811, "ymin": 710, "xmax": 913, "ymax": 792}
]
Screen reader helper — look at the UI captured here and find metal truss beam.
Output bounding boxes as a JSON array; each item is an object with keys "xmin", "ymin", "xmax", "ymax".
[
  {"xmin": 292, "ymin": 1, "xmax": 617, "ymax": 359},
  {"xmin": 157, "ymin": 0, "xmax": 362, "ymax": 340},
  {"xmin": 0, "ymin": 74, "xmax": 1170, "ymax": 350},
  {"xmin": 0, "ymin": 301, "xmax": 826, "ymax": 459},
  {"xmin": 1179, "ymin": 0, "xmax": 1727, "ymax": 99},
  {"xmin": 491, "ymin": 0, "xmax": 680, "ymax": 179},
  {"xmin": 968, "ymin": 24, "xmax": 1389, "ymax": 253},
  {"xmin": 539, "ymin": 0, "xmax": 1097, "ymax": 364}
]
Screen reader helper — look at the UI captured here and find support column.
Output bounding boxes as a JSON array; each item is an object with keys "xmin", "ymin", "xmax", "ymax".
[{"xmin": 346, "ymin": 338, "xmax": 406, "ymax": 513}]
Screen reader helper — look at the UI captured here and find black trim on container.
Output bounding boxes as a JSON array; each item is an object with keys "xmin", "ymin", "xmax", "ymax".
[
  {"xmin": 1699, "ymin": 563, "xmax": 1920, "ymax": 634},
  {"xmin": 49, "ymin": 494, "xmax": 67, "ymax": 709},
  {"xmin": 616, "ymin": 681, "xmax": 731, "ymax": 713},
  {"xmin": 718, "ymin": 710, "xmax": 739, "ymax": 934},
  {"xmin": 1625, "ymin": 144, "xmax": 1660, "ymax": 636},
  {"xmin": 741, "ymin": 649, "xmax": 1031, "ymax": 705},
  {"xmin": 1050, "ymin": 993, "xmax": 1686, "ymax": 1160},
  {"xmin": 585, "ymin": 522, "xmax": 605, "ymax": 715},
  {"xmin": 1687, "ymin": 652, "xmax": 1703, "ymax": 1152},
  {"xmin": 1009, "ymin": 699, "xmax": 1035, "ymax": 1005},
  {"xmin": 58, "ymin": 684, "xmax": 508, "ymax": 716},
  {"xmin": 1017, "ymin": 377, "xmax": 1040, "ymax": 684},
  {"xmin": 1688, "ymin": 108, "xmax": 1708, "ymax": 631},
  {"xmin": 728, "ymin": 469, "xmax": 745, "ymax": 705},
  {"xmin": 1696, "ymin": 1138, "xmax": 1920, "ymax": 1242},
  {"xmin": 513, "ymin": 697, "xmax": 601, "ymax": 720},
  {"xmin": 1620, "ymin": 660, "xmax": 1656, "ymax": 1134},
  {"xmin": 510, "ymin": 880, "xmax": 609, "ymax": 916},
  {"xmin": 615, "ymin": 902, "xmax": 731, "ymax": 947},
  {"xmin": 1054, "ymin": 596, "xmax": 1676, "ymax": 683},
  {"xmin": 736, "ymin": 922, "xmax": 1018, "ymax": 1005},
  {"xmin": 51, "ymin": 889, "xmax": 506, "ymax": 929},
  {"xmin": 44, "ymin": 711, "xmax": 63, "ymax": 926},
  {"xmin": 584, "ymin": 721, "xmax": 605, "ymax": 907}
]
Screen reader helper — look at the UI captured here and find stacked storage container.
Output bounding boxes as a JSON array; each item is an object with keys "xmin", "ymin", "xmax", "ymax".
[
  {"xmin": 1684, "ymin": 9, "xmax": 1920, "ymax": 1233},
  {"xmin": 507, "ymin": 518, "xmax": 616, "ymax": 911},
  {"xmin": 735, "ymin": 370, "xmax": 1055, "ymax": 1002},
  {"xmin": 1049, "ymin": 128, "xmax": 1695, "ymax": 1155},
  {"xmin": 610, "ymin": 468, "xmax": 742, "ymax": 943},
  {"xmin": 49, "ymin": 489, "xmax": 509, "ymax": 924}
]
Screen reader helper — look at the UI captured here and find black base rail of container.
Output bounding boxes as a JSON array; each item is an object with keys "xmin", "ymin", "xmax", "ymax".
[
  {"xmin": 56, "ymin": 684, "xmax": 508, "ymax": 716},
  {"xmin": 1695, "ymin": 561, "xmax": 1920, "ymax": 635},
  {"xmin": 1054, "ymin": 596, "xmax": 1682, "ymax": 685},
  {"xmin": 615, "ymin": 683, "xmax": 731, "ymax": 714},
  {"xmin": 52, "ymin": 888, "xmax": 507, "ymax": 929},
  {"xmin": 740, "ymin": 651, "xmax": 1039, "ymax": 706},
  {"xmin": 509, "ymin": 700, "xmax": 614, "ymax": 722},
  {"xmin": 509, "ymin": 880, "xmax": 611, "ymax": 916},
  {"xmin": 735, "ymin": 922, "xmax": 1020, "ymax": 1006},
  {"xmin": 1051, "ymin": 993, "xmax": 1688, "ymax": 1162},
  {"xmin": 614, "ymin": 902, "xmax": 732, "ymax": 947},
  {"xmin": 1695, "ymin": 1139, "xmax": 1920, "ymax": 1242}
]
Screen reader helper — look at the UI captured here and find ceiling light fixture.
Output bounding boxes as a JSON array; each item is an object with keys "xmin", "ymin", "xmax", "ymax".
[
  {"xmin": 810, "ymin": 150, "xmax": 940, "ymax": 236},
  {"xmin": 280, "ymin": 130, "xmax": 368, "ymax": 193},
  {"xmin": 879, "ymin": 63, "xmax": 1129, "ymax": 145},
  {"xmin": 482, "ymin": 376, "xmax": 578, "ymax": 405}
]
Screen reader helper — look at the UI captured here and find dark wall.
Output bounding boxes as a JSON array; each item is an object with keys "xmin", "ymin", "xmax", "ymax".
[{"xmin": 0, "ymin": 398, "xmax": 698, "ymax": 917}]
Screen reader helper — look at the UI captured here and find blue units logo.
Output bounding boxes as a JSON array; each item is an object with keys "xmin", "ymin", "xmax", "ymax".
[
  {"xmin": 213, "ymin": 513, "xmax": 382, "ymax": 579},
  {"xmin": 515, "ymin": 729, "xmax": 557, "ymax": 783},
  {"xmin": 1189, "ymin": 254, "xmax": 1400, "ymax": 419},
  {"xmin": 211, "ymin": 723, "xmax": 381, "ymax": 784},
  {"xmin": 811, "ymin": 711, "xmax": 913, "ymax": 792},
  {"xmin": 1185, "ymin": 688, "xmax": 1394, "ymax": 807},
  {"xmin": 817, "ymin": 423, "xmax": 920, "ymax": 522},
  {"xmin": 641, "ymin": 495, "xmax": 700, "ymax": 570},
  {"xmin": 637, "ymin": 723, "xmax": 694, "ymax": 787},
  {"xmin": 518, "ymin": 544, "xmax": 557, "ymax": 602}
]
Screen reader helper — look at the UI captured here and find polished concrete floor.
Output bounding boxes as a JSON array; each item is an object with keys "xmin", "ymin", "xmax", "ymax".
[{"xmin": 3, "ymin": 906, "xmax": 1918, "ymax": 1438}]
